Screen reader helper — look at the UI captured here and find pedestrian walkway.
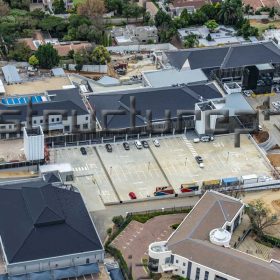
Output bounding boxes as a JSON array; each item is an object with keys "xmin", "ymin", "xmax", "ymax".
[{"xmin": 182, "ymin": 135, "xmax": 198, "ymax": 157}]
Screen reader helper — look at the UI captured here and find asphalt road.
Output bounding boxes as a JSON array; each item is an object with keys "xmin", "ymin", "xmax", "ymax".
[{"xmin": 90, "ymin": 195, "xmax": 200, "ymax": 241}]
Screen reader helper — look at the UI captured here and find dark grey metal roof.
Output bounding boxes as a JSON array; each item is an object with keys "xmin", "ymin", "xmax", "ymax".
[
  {"xmin": 0, "ymin": 88, "xmax": 88, "ymax": 122},
  {"xmin": 88, "ymin": 83, "xmax": 222, "ymax": 129},
  {"xmin": 165, "ymin": 42, "xmax": 280, "ymax": 70},
  {"xmin": 0, "ymin": 182, "xmax": 103, "ymax": 263},
  {"xmin": 2, "ymin": 65, "xmax": 22, "ymax": 84}
]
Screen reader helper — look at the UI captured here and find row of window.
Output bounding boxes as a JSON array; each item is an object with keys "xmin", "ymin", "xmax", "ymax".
[{"xmin": 174, "ymin": 257, "xmax": 227, "ymax": 280}]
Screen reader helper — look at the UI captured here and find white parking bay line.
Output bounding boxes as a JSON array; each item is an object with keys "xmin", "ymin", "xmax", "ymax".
[{"xmin": 133, "ymin": 181, "xmax": 143, "ymax": 184}]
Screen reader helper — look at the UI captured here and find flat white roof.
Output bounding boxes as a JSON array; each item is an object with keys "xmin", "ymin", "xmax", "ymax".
[{"xmin": 40, "ymin": 163, "xmax": 73, "ymax": 173}]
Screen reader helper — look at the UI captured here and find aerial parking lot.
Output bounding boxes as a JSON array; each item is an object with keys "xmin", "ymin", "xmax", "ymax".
[{"xmin": 51, "ymin": 134, "xmax": 271, "ymax": 207}]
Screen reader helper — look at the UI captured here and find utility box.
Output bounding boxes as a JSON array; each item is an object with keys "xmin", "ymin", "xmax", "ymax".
[{"xmin": 23, "ymin": 126, "xmax": 44, "ymax": 161}]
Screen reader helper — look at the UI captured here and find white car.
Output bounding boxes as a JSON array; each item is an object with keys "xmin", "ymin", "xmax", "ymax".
[
  {"xmin": 258, "ymin": 124, "xmax": 263, "ymax": 131},
  {"xmin": 272, "ymin": 102, "xmax": 279, "ymax": 108},
  {"xmin": 134, "ymin": 140, "xmax": 142, "ymax": 149},
  {"xmin": 193, "ymin": 138, "xmax": 200, "ymax": 143},
  {"xmin": 153, "ymin": 139, "xmax": 160, "ymax": 147}
]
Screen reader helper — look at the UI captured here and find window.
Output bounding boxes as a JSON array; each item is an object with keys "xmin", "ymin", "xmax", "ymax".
[
  {"xmin": 215, "ymin": 276, "xmax": 227, "ymax": 280},
  {"xmin": 8, "ymin": 125, "xmax": 12, "ymax": 129},
  {"xmin": 182, "ymin": 270, "xmax": 185, "ymax": 274},
  {"xmin": 183, "ymin": 262, "xmax": 186, "ymax": 266},
  {"xmin": 33, "ymin": 120, "xmax": 37, "ymax": 124},
  {"xmin": 85, "ymin": 116, "xmax": 88, "ymax": 120},
  {"xmin": 51, "ymin": 118, "xmax": 54, "ymax": 122},
  {"xmin": 0, "ymin": 126, "xmax": 5, "ymax": 129},
  {"xmin": 187, "ymin": 262, "xmax": 192, "ymax": 279},
  {"xmin": 170, "ymin": 255, "xmax": 174, "ymax": 264},
  {"xmin": 56, "ymin": 117, "xmax": 59, "ymax": 122},
  {"xmin": 195, "ymin": 268, "xmax": 200, "ymax": 280},
  {"xmin": 176, "ymin": 260, "xmax": 179, "ymax": 264},
  {"xmin": 148, "ymin": 257, "xmax": 159, "ymax": 272},
  {"xmin": 64, "ymin": 126, "xmax": 70, "ymax": 132},
  {"xmin": 165, "ymin": 257, "xmax": 170, "ymax": 264},
  {"xmin": 204, "ymin": 271, "xmax": 209, "ymax": 280},
  {"xmin": 40, "ymin": 119, "xmax": 43, "ymax": 123},
  {"xmin": 83, "ymin": 123, "xmax": 88, "ymax": 129},
  {"xmin": 86, "ymin": 258, "xmax": 90, "ymax": 264}
]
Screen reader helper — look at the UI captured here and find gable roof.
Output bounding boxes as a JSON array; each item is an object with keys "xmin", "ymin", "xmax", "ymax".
[
  {"xmin": 166, "ymin": 191, "xmax": 280, "ymax": 280},
  {"xmin": 0, "ymin": 182, "xmax": 103, "ymax": 263},
  {"xmin": 164, "ymin": 41, "xmax": 280, "ymax": 70}
]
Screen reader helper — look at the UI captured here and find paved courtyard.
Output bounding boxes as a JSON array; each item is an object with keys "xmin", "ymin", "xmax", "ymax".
[{"xmin": 111, "ymin": 214, "xmax": 185, "ymax": 280}]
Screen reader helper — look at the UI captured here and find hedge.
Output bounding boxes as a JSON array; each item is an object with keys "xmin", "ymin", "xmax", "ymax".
[{"xmin": 262, "ymin": 235, "xmax": 280, "ymax": 247}]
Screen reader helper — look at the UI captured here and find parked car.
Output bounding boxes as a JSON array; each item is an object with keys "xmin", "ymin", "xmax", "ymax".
[
  {"xmin": 141, "ymin": 140, "xmax": 149, "ymax": 148},
  {"xmin": 200, "ymin": 135, "xmax": 214, "ymax": 142},
  {"xmin": 258, "ymin": 124, "xmax": 263, "ymax": 131},
  {"xmin": 272, "ymin": 101, "xmax": 279, "ymax": 109},
  {"xmin": 123, "ymin": 142, "xmax": 130, "ymax": 150},
  {"xmin": 195, "ymin": 156, "xmax": 204, "ymax": 168},
  {"xmin": 80, "ymin": 147, "xmax": 87, "ymax": 155},
  {"xmin": 153, "ymin": 139, "xmax": 160, "ymax": 147},
  {"xmin": 243, "ymin": 90, "xmax": 252, "ymax": 97},
  {"xmin": 129, "ymin": 192, "xmax": 137, "ymax": 199},
  {"xmin": 193, "ymin": 138, "xmax": 200, "ymax": 143},
  {"xmin": 105, "ymin": 143, "xmax": 112, "ymax": 152},
  {"xmin": 134, "ymin": 140, "xmax": 143, "ymax": 149}
]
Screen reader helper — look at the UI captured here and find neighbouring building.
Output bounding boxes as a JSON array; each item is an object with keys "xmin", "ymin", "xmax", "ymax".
[
  {"xmin": 0, "ymin": 175, "xmax": 104, "ymax": 279},
  {"xmin": 0, "ymin": 88, "xmax": 91, "ymax": 139},
  {"xmin": 263, "ymin": 29, "xmax": 280, "ymax": 46},
  {"xmin": 111, "ymin": 25, "xmax": 158, "ymax": 45},
  {"xmin": 148, "ymin": 191, "xmax": 280, "ymax": 280},
  {"xmin": 30, "ymin": 0, "xmax": 74, "ymax": 11},
  {"xmin": 162, "ymin": 41, "xmax": 280, "ymax": 93},
  {"xmin": 169, "ymin": 0, "xmax": 221, "ymax": 16},
  {"xmin": 178, "ymin": 26, "xmax": 246, "ymax": 47}
]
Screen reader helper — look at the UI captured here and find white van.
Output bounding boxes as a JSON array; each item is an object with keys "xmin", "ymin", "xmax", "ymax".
[
  {"xmin": 193, "ymin": 138, "xmax": 200, "ymax": 143},
  {"xmin": 134, "ymin": 140, "xmax": 143, "ymax": 149}
]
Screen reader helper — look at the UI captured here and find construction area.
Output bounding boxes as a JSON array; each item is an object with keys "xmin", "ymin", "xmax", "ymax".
[{"xmin": 4, "ymin": 77, "xmax": 72, "ymax": 95}]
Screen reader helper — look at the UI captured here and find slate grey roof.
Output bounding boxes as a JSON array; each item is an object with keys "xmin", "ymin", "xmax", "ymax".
[
  {"xmin": 0, "ymin": 88, "xmax": 88, "ymax": 122},
  {"xmin": 51, "ymin": 68, "xmax": 66, "ymax": 77},
  {"xmin": 88, "ymin": 83, "xmax": 222, "ymax": 129},
  {"xmin": 0, "ymin": 182, "xmax": 103, "ymax": 263},
  {"xmin": 167, "ymin": 191, "xmax": 280, "ymax": 280},
  {"xmin": 2, "ymin": 65, "xmax": 22, "ymax": 84},
  {"xmin": 143, "ymin": 68, "xmax": 208, "ymax": 87},
  {"xmin": 165, "ymin": 41, "xmax": 280, "ymax": 70}
]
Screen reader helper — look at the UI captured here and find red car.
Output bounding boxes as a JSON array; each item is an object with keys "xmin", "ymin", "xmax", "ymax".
[{"xmin": 129, "ymin": 192, "xmax": 137, "ymax": 199}]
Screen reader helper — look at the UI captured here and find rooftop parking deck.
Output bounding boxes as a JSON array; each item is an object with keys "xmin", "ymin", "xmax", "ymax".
[{"xmin": 51, "ymin": 134, "xmax": 271, "ymax": 208}]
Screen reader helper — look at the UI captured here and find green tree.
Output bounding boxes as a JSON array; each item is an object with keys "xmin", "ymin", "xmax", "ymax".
[
  {"xmin": 91, "ymin": 45, "xmax": 110, "ymax": 65},
  {"xmin": 112, "ymin": 215, "xmax": 124, "ymax": 228},
  {"xmin": 269, "ymin": 7, "xmax": 275, "ymax": 19},
  {"xmin": 35, "ymin": 43, "xmax": 59, "ymax": 69},
  {"xmin": 205, "ymin": 19, "xmax": 219, "ymax": 32},
  {"xmin": 218, "ymin": 0, "xmax": 243, "ymax": 26},
  {"xmin": 199, "ymin": 4, "xmax": 219, "ymax": 20},
  {"xmin": 184, "ymin": 34, "xmax": 199, "ymax": 48},
  {"xmin": 28, "ymin": 55, "xmax": 39, "ymax": 67},
  {"xmin": 155, "ymin": 10, "xmax": 172, "ymax": 27},
  {"xmin": 247, "ymin": 199, "xmax": 279, "ymax": 239},
  {"xmin": 53, "ymin": 0, "xmax": 66, "ymax": 14},
  {"xmin": 7, "ymin": 42, "xmax": 32, "ymax": 61},
  {"xmin": 190, "ymin": 10, "xmax": 208, "ymax": 25}
]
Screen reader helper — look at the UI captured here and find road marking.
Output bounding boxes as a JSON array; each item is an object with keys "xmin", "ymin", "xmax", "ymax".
[{"xmin": 133, "ymin": 181, "xmax": 144, "ymax": 184}]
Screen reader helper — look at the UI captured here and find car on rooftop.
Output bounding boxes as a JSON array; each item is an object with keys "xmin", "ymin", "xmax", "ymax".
[
  {"xmin": 123, "ymin": 142, "xmax": 130, "ymax": 150},
  {"xmin": 141, "ymin": 140, "xmax": 149, "ymax": 148},
  {"xmin": 105, "ymin": 143, "xmax": 112, "ymax": 152},
  {"xmin": 153, "ymin": 139, "xmax": 160, "ymax": 147},
  {"xmin": 129, "ymin": 192, "xmax": 137, "ymax": 199}
]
